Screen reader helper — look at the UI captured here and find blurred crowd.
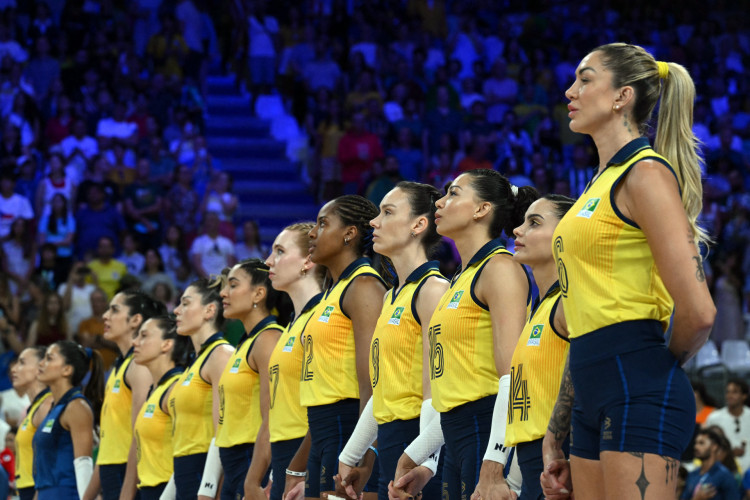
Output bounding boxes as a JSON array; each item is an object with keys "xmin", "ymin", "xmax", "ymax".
[{"xmin": 0, "ymin": 3, "xmax": 749, "ymax": 477}]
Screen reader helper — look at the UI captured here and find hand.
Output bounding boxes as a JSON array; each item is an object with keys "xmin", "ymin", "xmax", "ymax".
[
  {"xmin": 470, "ymin": 461, "xmax": 516, "ymax": 500},
  {"xmin": 337, "ymin": 460, "xmax": 374, "ymax": 499},
  {"xmin": 693, "ymin": 483, "xmax": 717, "ymax": 500},
  {"xmin": 283, "ymin": 475, "xmax": 305, "ymax": 500},
  {"xmin": 540, "ymin": 459, "xmax": 573, "ymax": 500},
  {"xmin": 390, "ymin": 453, "xmax": 433, "ymax": 500}
]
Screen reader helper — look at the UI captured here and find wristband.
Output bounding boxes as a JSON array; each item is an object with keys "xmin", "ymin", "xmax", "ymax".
[
  {"xmin": 286, "ymin": 469, "xmax": 307, "ymax": 477},
  {"xmin": 368, "ymin": 445, "xmax": 378, "ymax": 457}
]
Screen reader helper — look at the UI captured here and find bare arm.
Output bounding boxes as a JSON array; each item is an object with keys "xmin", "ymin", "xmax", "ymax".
[
  {"xmin": 342, "ymin": 275, "xmax": 388, "ymax": 414},
  {"xmin": 619, "ymin": 160, "xmax": 716, "ymax": 363},
  {"xmin": 203, "ymin": 345, "xmax": 234, "ymax": 432},
  {"xmin": 416, "ymin": 276, "xmax": 449, "ymax": 400},
  {"xmin": 118, "ymin": 362, "xmax": 153, "ymax": 500},
  {"xmin": 244, "ymin": 329, "xmax": 282, "ymax": 498},
  {"xmin": 63, "ymin": 399, "xmax": 94, "ymax": 457}
]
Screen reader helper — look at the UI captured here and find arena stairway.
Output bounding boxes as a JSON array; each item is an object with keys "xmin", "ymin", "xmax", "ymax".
[{"xmin": 204, "ymin": 75, "xmax": 319, "ymax": 244}]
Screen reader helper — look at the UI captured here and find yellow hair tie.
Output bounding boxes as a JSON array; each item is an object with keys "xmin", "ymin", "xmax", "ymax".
[{"xmin": 656, "ymin": 61, "xmax": 669, "ymax": 79}]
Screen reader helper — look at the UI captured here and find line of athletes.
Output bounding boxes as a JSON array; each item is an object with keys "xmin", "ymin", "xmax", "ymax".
[{"xmin": 12, "ymin": 42, "xmax": 715, "ymax": 500}]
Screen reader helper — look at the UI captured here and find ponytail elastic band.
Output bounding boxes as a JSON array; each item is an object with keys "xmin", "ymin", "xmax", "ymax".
[
  {"xmin": 85, "ymin": 347, "xmax": 93, "ymax": 361},
  {"xmin": 510, "ymin": 184, "xmax": 519, "ymax": 196},
  {"xmin": 656, "ymin": 61, "xmax": 669, "ymax": 79}
]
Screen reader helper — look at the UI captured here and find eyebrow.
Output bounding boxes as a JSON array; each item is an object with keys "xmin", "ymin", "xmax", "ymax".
[
  {"xmin": 228, "ymin": 277, "xmax": 240, "ymax": 283},
  {"xmin": 380, "ymin": 203, "xmax": 396, "ymax": 209},
  {"xmin": 526, "ymin": 213, "xmax": 545, "ymax": 221},
  {"xmin": 577, "ymin": 66, "xmax": 596, "ymax": 76}
]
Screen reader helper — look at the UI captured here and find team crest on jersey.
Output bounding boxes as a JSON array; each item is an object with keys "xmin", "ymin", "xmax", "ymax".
[
  {"xmin": 229, "ymin": 358, "xmax": 242, "ymax": 373},
  {"xmin": 447, "ymin": 290, "xmax": 464, "ymax": 309},
  {"xmin": 42, "ymin": 419, "xmax": 54, "ymax": 433},
  {"xmin": 527, "ymin": 324, "xmax": 543, "ymax": 346},
  {"xmin": 182, "ymin": 372, "xmax": 194, "ymax": 386},
  {"xmin": 112, "ymin": 379, "xmax": 121, "ymax": 393},
  {"xmin": 318, "ymin": 305, "xmax": 335, "ymax": 323},
  {"xmin": 283, "ymin": 337, "xmax": 295, "ymax": 352},
  {"xmin": 143, "ymin": 403, "xmax": 156, "ymax": 418},
  {"xmin": 388, "ymin": 307, "xmax": 405, "ymax": 325},
  {"xmin": 577, "ymin": 198, "xmax": 601, "ymax": 219}
]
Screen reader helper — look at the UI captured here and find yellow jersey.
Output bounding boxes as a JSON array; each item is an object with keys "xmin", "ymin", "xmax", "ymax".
[
  {"xmin": 269, "ymin": 294, "xmax": 322, "ymax": 442},
  {"xmin": 98, "ymin": 349, "xmax": 134, "ymax": 465},
  {"xmin": 300, "ymin": 258, "xmax": 385, "ymax": 407},
  {"xmin": 135, "ymin": 368, "xmax": 182, "ymax": 487},
  {"xmin": 15, "ymin": 389, "xmax": 51, "ymax": 489},
  {"xmin": 169, "ymin": 333, "xmax": 229, "ymax": 456},
  {"xmin": 216, "ymin": 316, "xmax": 283, "ymax": 448},
  {"xmin": 430, "ymin": 239, "xmax": 528, "ymax": 413},
  {"xmin": 552, "ymin": 138, "xmax": 674, "ymax": 339},
  {"xmin": 371, "ymin": 262, "xmax": 445, "ymax": 424},
  {"xmin": 505, "ymin": 284, "xmax": 569, "ymax": 446}
]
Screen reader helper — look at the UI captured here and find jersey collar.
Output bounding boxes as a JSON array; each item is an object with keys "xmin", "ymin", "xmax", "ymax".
[
  {"xmin": 334, "ymin": 257, "xmax": 372, "ymax": 285},
  {"xmin": 239, "ymin": 315, "xmax": 278, "ymax": 346},
  {"xmin": 607, "ymin": 137, "xmax": 651, "ymax": 167},
  {"xmin": 392, "ymin": 260, "xmax": 440, "ymax": 295},
  {"xmin": 289, "ymin": 293, "xmax": 323, "ymax": 328},
  {"xmin": 155, "ymin": 366, "xmax": 184, "ymax": 388},
  {"xmin": 466, "ymin": 238, "xmax": 505, "ymax": 269},
  {"xmin": 113, "ymin": 346, "xmax": 134, "ymax": 370},
  {"xmin": 29, "ymin": 387, "xmax": 51, "ymax": 408},
  {"xmin": 197, "ymin": 332, "xmax": 224, "ymax": 356}
]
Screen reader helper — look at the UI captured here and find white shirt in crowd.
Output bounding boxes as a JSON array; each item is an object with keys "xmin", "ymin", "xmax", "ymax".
[
  {"xmin": 706, "ymin": 406, "xmax": 750, "ymax": 473},
  {"xmin": 190, "ymin": 234, "xmax": 235, "ymax": 276}
]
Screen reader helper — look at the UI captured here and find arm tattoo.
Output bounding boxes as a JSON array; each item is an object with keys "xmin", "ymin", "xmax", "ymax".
[
  {"xmin": 692, "ymin": 256, "xmax": 706, "ymax": 282},
  {"xmin": 547, "ymin": 353, "xmax": 574, "ymax": 445}
]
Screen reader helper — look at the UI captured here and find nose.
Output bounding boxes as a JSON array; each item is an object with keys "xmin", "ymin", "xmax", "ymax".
[
  {"xmin": 308, "ymin": 226, "xmax": 317, "ymax": 240},
  {"xmin": 513, "ymin": 224, "xmax": 523, "ymax": 238},
  {"xmin": 435, "ymin": 194, "xmax": 446, "ymax": 209},
  {"xmin": 565, "ymin": 81, "xmax": 576, "ymax": 101},
  {"xmin": 370, "ymin": 214, "xmax": 380, "ymax": 228}
]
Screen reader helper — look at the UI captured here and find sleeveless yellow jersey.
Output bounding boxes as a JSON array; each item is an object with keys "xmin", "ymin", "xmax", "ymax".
[
  {"xmin": 269, "ymin": 294, "xmax": 322, "ymax": 442},
  {"xmin": 430, "ymin": 239, "xmax": 528, "ymax": 413},
  {"xmin": 216, "ymin": 316, "xmax": 283, "ymax": 448},
  {"xmin": 552, "ymin": 138, "xmax": 674, "ymax": 339},
  {"xmin": 98, "ymin": 349, "xmax": 135, "ymax": 465},
  {"xmin": 371, "ymin": 262, "xmax": 446, "ymax": 424},
  {"xmin": 169, "ymin": 333, "xmax": 229, "ymax": 456},
  {"xmin": 505, "ymin": 284, "xmax": 569, "ymax": 446},
  {"xmin": 135, "ymin": 368, "xmax": 182, "ymax": 487},
  {"xmin": 15, "ymin": 389, "xmax": 51, "ymax": 489},
  {"xmin": 300, "ymin": 258, "xmax": 385, "ymax": 407}
]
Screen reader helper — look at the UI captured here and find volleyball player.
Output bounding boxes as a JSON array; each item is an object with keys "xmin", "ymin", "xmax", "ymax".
[
  {"xmin": 288, "ymin": 195, "xmax": 387, "ymax": 499},
  {"xmin": 34, "ymin": 341, "xmax": 105, "ymax": 499},
  {"xmin": 390, "ymin": 170, "xmax": 538, "ymax": 500},
  {"xmin": 264, "ymin": 223, "xmax": 324, "ymax": 500},
  {"xmin": 541, "ymin": 43, "xmax": 716, "ymax": 500},
  {"xmin": 169, "ymin": 278, "xmax": 233, "ymax": 499},
  {"xmin": 132, "ymin": 315, "xmax": 191, "ymax": 499},
  {"xmin": 501, "ymin": 195, "xmax": 575, "ymax": 500},
  {"xmin": 217, "ymin": 259, "xmax": 289, "ymax": 500},
  {"xmin": 335, "ymin": 182, "xmax": 448, "ymax": 500},
  {"xmin": 84, "ymin": 290, "xmax": 166, "ymax": 500},
  {"xmin": 12, "ymin": 347, "xmax": 52, "ymax": 500}
]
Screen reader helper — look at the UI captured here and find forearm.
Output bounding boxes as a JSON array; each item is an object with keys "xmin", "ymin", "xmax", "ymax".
[
  {"xmin": 246, "ymin": 424, "xmax": 272, "ymax": 485},
  {"xmin": 287, "ymin": 431, "xmax": 311, "ymax": 472},
  {"xmin": 118, "ymin": 442, "xmax": 139, "ymax": 500},
  {"xmin": 545, "ymin": 353, "xmax": 574, "ymax": 453}
]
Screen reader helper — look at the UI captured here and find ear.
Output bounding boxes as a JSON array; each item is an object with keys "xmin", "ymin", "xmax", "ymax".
[
  {"xmin": 474, "ymin": 201, "xmax": 493, "ymax": 221},
  {"xmin": 61, "ymin": 363, "xmax": 74, "ymax": 380},
  {"xmin": 204, "ymin": 302, "xmax": 217, "ymax": 322},
  {"xmin": 129, "ymin": 313, "xmax": 144, "ymax": 332},
  {"xmin": 614, "ymin": 85, "xmax": 635, "ymax": 109},
  {"xmin": 343, "ymin": 225, "xmax": 358, "ymax": 244},
  {"xmin": 253, "ymin": 285, "xmax": 267, "ymax": 305},
  {"xmin": 411, "ymin": 215, "xmax": 429, "ymax": 237},
  {"xmin": 301, "ymin": 255, "xmax": 315, "ymax": 272},
  {"xmin": 161, "ymin": 338, "xmax": 175, "ymax": 355}
]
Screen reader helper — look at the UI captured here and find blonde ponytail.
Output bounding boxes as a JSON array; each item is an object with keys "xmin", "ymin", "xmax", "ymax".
[{"xmin": 654, "ymin": 62, "xmax": 711, "ymax": 249}]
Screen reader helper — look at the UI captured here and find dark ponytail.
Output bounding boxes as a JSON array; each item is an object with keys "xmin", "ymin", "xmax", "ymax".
[
  {"xmin": 463, "ymin": 169, "xmax": 540, "ymax": 239},
  {"xmin": 543, "ymin": 194, "xmax": 576, "ymax": 220},
  {"xmin": 148, "ymin": 314, "xmax": 194, "ymax": 367},
  {"xmin": 396, "ymin": 181, "xmax": 443, "ymax": 256},
  {"xmin": 120, "ymin": 290, "xmax": 168, "ymax": 324},
  {"xmin": 234, "ymin": 258, "xmax": 294, "ymax": 327},
  {"xmin": 54, "ymin": 341, "xmax": 105, "ymax": 425}
]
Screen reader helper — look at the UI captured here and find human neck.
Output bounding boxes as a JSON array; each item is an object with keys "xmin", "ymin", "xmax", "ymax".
[
  {"xmin": 591, "ymin": 124, "xmax": 640, "ymax": 175},
  {"xmin": 49, "ymin": 379, "xmax": 74, "ymax": 403},
  {"xmin": 326, "ymin": 253, "xmax": 358, "ymax": 284},
  {"xmin": 529, "ymin": 259, "xmax": 558, "ymax": 299},
  {"xmin": 189, "ymin": 324, "xmax": 218, "ymax": 353},
  {"xmin": 728, "ymin": 404, "xmax": 744, "ymax": 417},
  {"xmin": 700, "ymin": 455, "xmax": 716, "ymax": 474},
  {"xmin": 115, "ymin": 334, "xmax": 133, "ymax": 357},
  {"xmin": 240, "ymin": 307, "xmax": 271, "ymax": 333},
  {"xmin": 23, "ymin": 381, "xmax": 47, "ymax": 401},
  {"xmin": 389, "ymin": 245, "xmax": 429, "ymax": 292},
  {"xmin": 453, "ymin": 230, "xmax": 493, "ymax": 271},
  {"xmin": 287, "ymin": 279, "xmax": 322, "ymax": 318},
  {"xmin": 146, "ymin": 356, "xmax": 176, "ymax": 385}
]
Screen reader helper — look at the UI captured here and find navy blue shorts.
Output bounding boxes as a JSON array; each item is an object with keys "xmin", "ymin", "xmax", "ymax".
[
  {"xmin": 37, "ymin": 486, "xmax": 78, "ymax": 499},
  {"xmin": 18, "ymin": 486, "xmax": 34, "ymax": 500},
  {"xmin": 378, "ymin": 418, "xmax": 443, "ymax": 500},
  {"xmin": 440, "ymin": 395, "xmax": 495, "ymax": 500},
  {"xmin": 270, "ymin": 437, "xmax": 304, "ymax": 500},
  {"xmin": 99, "ymin": 463, "xmax": 128, "ymax": 500},
  {"xmin": 219, "ymin": 443, "xmax": 254, "ymax": 500},
  {"xmin": 306, "ymin": 399, "xmax": 379, "ymax": 497},
  {"xmin": 569, "ymin": 320, "xmax": 695, "ymax": 461},
  {"xmin": 139, "ymin": 483, "xmax": 166, "ymax": 500},
  {"xmin": 174, "ymin": 452, "xmax": 207, "ymax": 499}
]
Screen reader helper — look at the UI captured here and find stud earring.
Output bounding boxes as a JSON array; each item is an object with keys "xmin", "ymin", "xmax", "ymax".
[
  {"xmin": 252, "ymin": 303, "xmax": 257, "ymax": 308},
  {"xmin": 344, "ymin": 238, "xmax": 350, "ymax": 246},
  {"xmin": 300, "ymin": 268, "xmax": 307, "ymax": 276},
  {"xmin": 410, "ymin": 231, "xmax": 416, "ymax": 238}
]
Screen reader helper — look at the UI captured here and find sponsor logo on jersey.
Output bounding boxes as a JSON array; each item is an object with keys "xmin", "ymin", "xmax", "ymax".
[
  {"xmin": 318, "ymin": 306, "xmax": 335, "ymax": 323},
  {"xmin": 182, "ymin": 372, "xmax": 194, "ymax": 386},
  {"xmin": 143, "ymin": 403, "xmax": 156, "ymax": 418},
  {"xmin": 283, "ymin": 336, "xmax": 295, "ymax": 352},
  {"xmin": 576, "ymin": 198, "xmax": 601, "ymax": 219},
  {"xmin": 42, "ymin": 419, "xmax": 54, "ymax": 433},
  {"xmin": 447, "ymin": 290, "xmax": 464, "ymax": 310},
  {"xmin": 112, "ymin": 379, "xmax": 121, "ymax": 393},
  {"xmin": 527, "ymin": 324, "xmax": 543, "ymax": 346},
  {"xmin": 388, "ymin": 307, "xmax": 405, "ymax": 325},
  {"xmin": 229, "ymin": 358, "xmax": 242, "ymax": 373}
]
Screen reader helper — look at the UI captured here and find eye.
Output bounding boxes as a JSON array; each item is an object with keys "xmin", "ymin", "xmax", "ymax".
[
  {"xmin": 384, "ymin": 210, "xmax": 391, "ymax": 216},
  {"xmin": 529, "ymin": 220, "xmax": 539, "ymax": 227},
  {"xmin": 277, "ymin": 249, "xmax": 284, "ymax": 255}
]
